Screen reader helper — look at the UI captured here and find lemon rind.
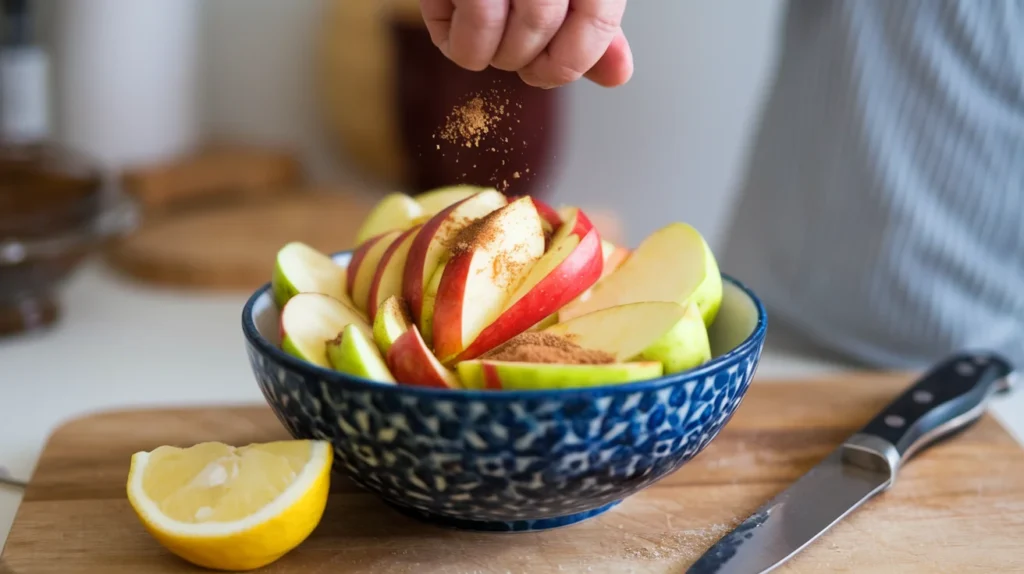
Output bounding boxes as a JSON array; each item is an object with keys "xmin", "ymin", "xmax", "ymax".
[{"xmin": 128, "ymin": 441, "xmax": 332, "ymax": 537}]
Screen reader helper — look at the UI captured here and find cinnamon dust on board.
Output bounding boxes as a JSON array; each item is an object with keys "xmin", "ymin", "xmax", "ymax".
[{"xmin": 482, "ymin": 332, "xmax": 615, "ymax": 365}]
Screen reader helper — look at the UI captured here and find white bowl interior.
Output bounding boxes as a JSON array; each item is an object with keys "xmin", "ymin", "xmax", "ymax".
[{"xmin": 251, "ymin": 255, "xmax": 760, "ymax": 362}]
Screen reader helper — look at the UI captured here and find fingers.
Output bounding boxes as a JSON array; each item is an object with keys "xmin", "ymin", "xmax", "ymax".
[
  {"xmin": 420, "ymin": 0, "xmax": 454, "ymax": 55},
  {"xmin": 449, "ymin": 0, "xmax": 511, "ymax": 71},
  {"xmin": 421, "ymin": 0, "xmax": 632, "ymax": 88},
  {"xmin": 491, "ymin": 0, "xmax": 568, "ymax": 72},
  {"xmin": 518, "ymin": 0, "xmax": 627, "ymax": 88},
  {"xmin": 583, "ymin": 29, "xmax": 633, "ymax": 87}
]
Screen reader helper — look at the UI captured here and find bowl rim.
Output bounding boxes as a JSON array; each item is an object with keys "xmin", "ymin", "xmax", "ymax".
[{"xmin": 241, "ymin": 251, "xmax": 768, "ymax": 400}]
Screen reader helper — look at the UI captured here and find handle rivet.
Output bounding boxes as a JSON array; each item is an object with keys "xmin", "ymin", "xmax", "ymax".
[
  {"xmin": 955, "ymin": 362, "xmax": 975, "ymax": 376},
  {"xmin": 912, "ymin": 390, "xmax": 933, "ymax": 404},
  {"xmin": 884, "ymin": 415, "xmax": 906, "ymax": 428}
]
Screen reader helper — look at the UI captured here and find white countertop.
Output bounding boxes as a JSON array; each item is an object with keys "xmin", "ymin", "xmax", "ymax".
[{"xmin": 1, "ymin": 259, "xmax": 1022, "ymax": 549}]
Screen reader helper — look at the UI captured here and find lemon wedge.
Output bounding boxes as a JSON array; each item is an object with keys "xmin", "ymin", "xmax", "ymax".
[{"xmin": 126, "ymin": 440, "xmax": 333, "ymax": 571}]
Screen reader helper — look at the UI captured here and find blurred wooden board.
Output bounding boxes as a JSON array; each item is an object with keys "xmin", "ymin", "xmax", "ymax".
[
  {"xmin": 3, "ymin": 375, "xmax": 1023, "ymax": 573},
  {"xmin": 106, "ymin": 190, "xmax": 374, "ymax": 291}
]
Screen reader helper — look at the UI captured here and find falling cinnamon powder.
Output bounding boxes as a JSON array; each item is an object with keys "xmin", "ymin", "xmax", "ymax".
[{"xmin": 439, "ymin": 92, "xmax": 506, "ymax": 148}]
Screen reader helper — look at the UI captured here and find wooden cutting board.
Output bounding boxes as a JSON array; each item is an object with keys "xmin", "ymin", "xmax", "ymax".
[
  {"xmin": 3, "ymin": 376, "xmax": 1023, "ymax": 573},
  {"xmin": 105, "ymin": 190, "xmax": 375, "ymax": 291}
]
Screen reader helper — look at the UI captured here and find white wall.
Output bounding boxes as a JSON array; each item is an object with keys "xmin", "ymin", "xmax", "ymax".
[{"xmin": 201, "ymin": 0, "xmax": 784, "ymax": 248}]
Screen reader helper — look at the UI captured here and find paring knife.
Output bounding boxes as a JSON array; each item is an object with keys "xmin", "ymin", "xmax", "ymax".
[{"xmin": 687, "ymin": 351, "xmax": 1017, "ymax": 574}]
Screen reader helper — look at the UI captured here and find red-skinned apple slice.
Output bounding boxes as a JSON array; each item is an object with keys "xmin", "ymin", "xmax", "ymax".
[
  {"xmin": 550, "ymin": 207, "xmax": 595, "ymax": 245},
  {"xmin": 386, "ymin": 325, "xmax": 461, "ymax": 389},
  {"xmin": 402, "ymin": 190, "xmax": 507, "ymax": 326},
  {"xmin": 367, "ymin": 225, "xmax": 421, "ymax": 321},
  {"xmin": 431, "ymin": 197, "xmax": 547, "ymax": 361},
  {"xmin": 448, "ymin": 226, "xmax": 604, "ymax": 363},
  {"xmin": 510, "ymin": 195, "xmax": 561, "ymax": 234},
  {"xmin": 350, "ymin": 229, "xmax": 403, "ymax": 314},
  {"xmin": 346, "ymin": 234, "xmax": 387, "ymax": 297}
]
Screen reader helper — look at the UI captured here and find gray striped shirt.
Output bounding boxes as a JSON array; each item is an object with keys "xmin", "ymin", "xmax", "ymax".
[{"xmin": 722, "ymin": 0, "xmax": 1024, "ymax": 369}]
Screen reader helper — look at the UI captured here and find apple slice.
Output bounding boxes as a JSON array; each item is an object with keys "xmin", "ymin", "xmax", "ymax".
[
  {"xmin": 510, "ymin": 195, "xmax": 561, "ymax": 234},
  {"xmin": 350, "ymin": 229, "xmax": 403, "ymax": 314},
  {"xmin": 280, "ymin": 293, "xmax": 372, "ymax": 369},
  {"xmin": 431, "ymin": 197, "xmax": 546, "ymax": 361},
  {"xmin": 271, "ymin": 242, "xmax": 349, "ymax": 309},
  {"xmin": 448, "ymin": 227, "xmax": 604, "ymax": 363},
  {"xmin": 550, "ymin": 207, "xmax": 595, "ymax": 246},
  {"xmin": 403, "ymin": 189, "xmax": 507, "ymax": 326},
  {"xmin": 545, "ymin": 301, "xmax": 711, "ymax": 374},
  {"xmin": 326, "ymin": 323, "xmax": 396, "ymax": 383},
  {"xmin": 457, "ymin": 360, "xmax": 664, "ymax": 390},
  {"xmin": 367, "ymin": 225, "xmax": 421, "ymax": 321},
  {"xmin": 601, "ymin": 241, "xmax": 631, "ymax": 278},
  {"xmin": 414, "ymin": 185, "xmax": 491, "ymax": 216},
  {"xmin": 372, "ymin": 295, "xmax": 413, "ymax": 355},
  {"xmin": 386, "ymin": 325, "xmax": 461, "ymax": 389},
  {"xmin": 347, "ymin": 234, "xmax": 387, "ymax": 297},
  {"xmin": 570, "ymin": 240, "xmax": 631, "ymax": 306},
  {"xmin": 355, "ymin": 192, "xmax": 424, "ymax": 245},
  {"xmin": 557, "ymin": 222, "xmax": 723, "ymax": 326},
  {"xmin": 419, "ymin": 261, "xmax": 446, "ymax": 346}
]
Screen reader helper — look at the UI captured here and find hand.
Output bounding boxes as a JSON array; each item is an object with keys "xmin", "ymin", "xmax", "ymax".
[{"xmin": 420, "ymin": 0, "xmax": 633, "ymax": 89}]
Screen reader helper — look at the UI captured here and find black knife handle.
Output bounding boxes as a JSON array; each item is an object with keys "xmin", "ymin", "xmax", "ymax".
[{"xmin": 842, "ymin": 352, "xmax": 1015, "ymax": 477}]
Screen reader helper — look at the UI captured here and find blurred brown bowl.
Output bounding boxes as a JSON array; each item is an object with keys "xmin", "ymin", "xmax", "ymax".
[{"xmin": 0, "ymin": 144, "xmax": 138, "ymax": 337}]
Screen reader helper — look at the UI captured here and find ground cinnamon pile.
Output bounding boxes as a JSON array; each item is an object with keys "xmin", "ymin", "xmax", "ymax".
[{"xmin": 482, "ymin": 332, "xmax": 615, "ymax": 365}]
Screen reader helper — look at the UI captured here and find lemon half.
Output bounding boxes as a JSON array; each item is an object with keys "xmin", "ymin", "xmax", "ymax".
[{"xmin": 126, "ymin": 440, "xmax": 333, "ymax": 571}]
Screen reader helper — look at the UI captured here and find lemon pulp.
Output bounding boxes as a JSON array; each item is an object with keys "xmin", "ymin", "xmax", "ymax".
[{"xmin": 127, "ymin": 440, "xmax": 332, "ymax": 571}]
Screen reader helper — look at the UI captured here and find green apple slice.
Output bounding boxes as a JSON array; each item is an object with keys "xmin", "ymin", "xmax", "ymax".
[
  {"xmin": 558, "ymin": 222, "xmax": 723, "ymax": 326},
  {"xmin": 637, "ymin": 302, "xmax": 711, "ymax": 373},
  {"xmin": 414, "ymin": 185, "xmax": 491, "ymax": 216},
  {"xmin": 280, "ymin": 293, "xmax": 372, "ymax": 368},
  {"xmin": 326, "ymin": 323, "xmax": 395, "ymax": 383},
  {"xmin": 545, "ymin": 301, "xmax": 711, "ymax": 374},
  {"xmin": 355, "ymin": 192, "xmax": 424, "ymax": 245},
  {"xmin": 419, "ymin": 261, "xmax": 445, "ymax": 347},
  {"xmin": 272, "ymin": 242, "xmax": 349, "ymax": 309},
  {"xmin": 457, "ymin": 360, "xmax": 663, "ymax": 390},
  {"xmin": 372, "ymin": 295, "xmax": 413, "ymax": 355}
]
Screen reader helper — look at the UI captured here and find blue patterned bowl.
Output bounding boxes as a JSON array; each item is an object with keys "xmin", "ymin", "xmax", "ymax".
[{"xmin": 242, "ymin": 251, "xmax": 767, "ymax": 532}]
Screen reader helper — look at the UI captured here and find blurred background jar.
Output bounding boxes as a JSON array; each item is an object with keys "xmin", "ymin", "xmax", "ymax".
[{"xmin": 0, "ymin": 0, "xmax": 137, "ymax": 337}]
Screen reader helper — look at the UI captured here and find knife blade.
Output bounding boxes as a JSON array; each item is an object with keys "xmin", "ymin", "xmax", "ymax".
[{"xmin": 687, "ymin": 351, "xmax": 1017, "ymax": 574}]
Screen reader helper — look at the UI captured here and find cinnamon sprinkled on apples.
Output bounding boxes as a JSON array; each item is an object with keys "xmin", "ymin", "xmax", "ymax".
[{"xmin": 481, "ymin": 332, "xmax": 615, "ymax": 365}]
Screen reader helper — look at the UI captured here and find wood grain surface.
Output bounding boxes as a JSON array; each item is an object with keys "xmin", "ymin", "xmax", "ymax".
[
  {"xmin": 105, "ymin": 190, "xmax": 375, "ymax": 291},
  {"xmin": 3, "ymin": 376, "xmax": 1023, "ymax": 573}
]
